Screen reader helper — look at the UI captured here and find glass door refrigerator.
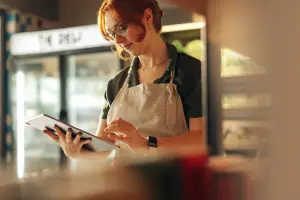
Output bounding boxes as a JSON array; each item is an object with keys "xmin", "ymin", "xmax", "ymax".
[
  {"xmin": 10, "ymin": 56, "xmax": 61, "ymax": 178},
  {"xmin": 66, "ymin": 52, "xmax": 120, "ymax": 137},
  {"xmin": 65, "ymin": 52, "xmax": 121, "ymax": 171},
  {"xmin": 9, "ymin": 25, "xmax": 123, "ymax": 179}
]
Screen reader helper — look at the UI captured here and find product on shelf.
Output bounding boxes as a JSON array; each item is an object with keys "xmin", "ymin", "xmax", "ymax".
[
  {"xmin": 171, "ymin": 39, "xmax": 204, "ymax": 60},
  {"xmin": 221, "ymin": 48, "xmax": 266, "ymax": 77},
  {"xmin": 223, "ymin": 120, "xmax": 269, "ymax": 150},
  {"xmin": 222, "ymin": 93, "xmax": 272, "ymax": 109}
]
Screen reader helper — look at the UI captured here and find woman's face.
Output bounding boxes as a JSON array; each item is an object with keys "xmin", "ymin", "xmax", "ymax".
[{"xmin": 104, "ymin": 10, "xmax": 153, "ymax": 57}]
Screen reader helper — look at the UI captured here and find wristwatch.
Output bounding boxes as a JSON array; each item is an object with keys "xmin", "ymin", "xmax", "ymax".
[{"xmin": 147, "ymin": 136, "xmax": 158, "ymax": 148}]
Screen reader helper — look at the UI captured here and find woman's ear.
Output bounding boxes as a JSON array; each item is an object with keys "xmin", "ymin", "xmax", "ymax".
[{"xmin": 143, "ymin": 8, "xmax": 153, "ymax": 26}]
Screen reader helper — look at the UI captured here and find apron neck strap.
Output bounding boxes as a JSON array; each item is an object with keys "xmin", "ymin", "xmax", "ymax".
[
  {"xmin": 123, "ymin": 70, "xmax": 131, "ymax": 88},
  {"xmin": 170, "ymin": 70, "xmax": 175, "ymax": 84}
]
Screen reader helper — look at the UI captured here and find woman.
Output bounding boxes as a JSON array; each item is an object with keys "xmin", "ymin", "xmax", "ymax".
[{"xmin": 44, "ymin": 0, "xmax": 204, "ymax": 161}]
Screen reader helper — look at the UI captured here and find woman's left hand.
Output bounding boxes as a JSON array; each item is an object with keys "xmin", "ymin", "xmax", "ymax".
[{"xmin": 104, "ymin": 117, "xmax": 148, "ymax": 153}]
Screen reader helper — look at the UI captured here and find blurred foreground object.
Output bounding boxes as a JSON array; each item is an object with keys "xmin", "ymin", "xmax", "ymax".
[{"xmin": 0, "ymin": 153, "xmax": 257, "ymax": 200}]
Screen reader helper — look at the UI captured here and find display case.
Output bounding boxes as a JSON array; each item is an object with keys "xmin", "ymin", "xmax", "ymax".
[
  {"xmin": 10, "ymin": 57, "xmax": 61, "ymax": 178},
  {"xmin": 221, "ymin": 49, "xmax": 270, "ymax": 157},
  {"xmin": 9, "ymin": 24, "xmax": 121, "ymax": 178}
]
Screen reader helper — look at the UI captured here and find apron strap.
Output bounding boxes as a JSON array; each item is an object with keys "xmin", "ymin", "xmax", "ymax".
[
  {"xmin": 170, "ymin": 70, "xmax": 175, "ymax": 84},
  {"xmin": 124, "ymin": 72, "xmax": 131, "ymax": 87},
  {"xmin": 120, "ymin": 67, "xmax": 132, "ymax": 89}
]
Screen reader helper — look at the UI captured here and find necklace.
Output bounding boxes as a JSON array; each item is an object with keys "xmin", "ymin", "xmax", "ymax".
[{"xmin": 140, "ymin": 57, "xmax": 169, "ymax": 70}]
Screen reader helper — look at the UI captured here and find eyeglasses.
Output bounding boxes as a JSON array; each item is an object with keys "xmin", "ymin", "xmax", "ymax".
[{"xmin": 108, "ymin": 24, "xmax": 128, "ymax": 40}]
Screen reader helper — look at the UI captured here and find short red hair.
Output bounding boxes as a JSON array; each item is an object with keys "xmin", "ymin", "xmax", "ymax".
[{"xmin": 98, "ymin": 0, "xmax": 164, "ymax": 58}]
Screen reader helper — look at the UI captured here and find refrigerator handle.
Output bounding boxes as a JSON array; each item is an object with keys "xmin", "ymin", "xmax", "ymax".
[
  {"xmin": 58, "ymin": 109, "xmax": 69, "ymax": 169},
  {"xmin": 59, "ymin": 109, "xmax": 68, "ymax": 122}
]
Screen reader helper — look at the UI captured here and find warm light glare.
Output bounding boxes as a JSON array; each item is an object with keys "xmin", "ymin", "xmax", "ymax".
[
  {"xmin": 16, "ymin": 71, "xmax": 25, "ymax": 179},
  {"xmin": 162, "ymin": 22, "xmax": 205, "ymax": 33}
]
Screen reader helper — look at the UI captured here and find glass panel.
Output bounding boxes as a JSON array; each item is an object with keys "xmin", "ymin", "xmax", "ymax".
[
  {"xmin": 67, "ymin": 52, "xmax": 120, "ymax": 135},
  {"xmin": 67, "ymin": 52, "xmax": 120, "ymax": 170},
  {"xmin": 11, "ymin": 57, "xmax": 60, "ymax": 179}
]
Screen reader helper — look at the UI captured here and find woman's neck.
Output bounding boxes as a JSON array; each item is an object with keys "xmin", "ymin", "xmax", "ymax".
[{"xmin": 138, "ymin": 35, "xmax": 168, "ymax": 69}]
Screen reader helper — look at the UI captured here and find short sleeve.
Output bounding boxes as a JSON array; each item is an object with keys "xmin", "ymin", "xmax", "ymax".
[
  {"xmin": 100, "ymin": 90, "xmax": 110, "ymax": 120},
  {"xmin": 184, "ymin": 81, "xmax": 203, "ymax": 118}
]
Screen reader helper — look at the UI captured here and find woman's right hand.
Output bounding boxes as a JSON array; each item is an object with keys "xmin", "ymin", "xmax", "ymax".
[{"xmin": 43, "ymin": 125, "xmax": 92, "ymax": 159}]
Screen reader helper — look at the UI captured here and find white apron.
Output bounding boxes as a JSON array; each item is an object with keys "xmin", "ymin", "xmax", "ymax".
[{"xmin": 107, "ymin": 65, "xmax": 189, "ymax": 159}]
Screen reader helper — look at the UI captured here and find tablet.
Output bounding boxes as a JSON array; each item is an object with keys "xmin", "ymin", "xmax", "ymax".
[{"xmin": 25, "ymin": 114, "xmax": 118, "ymax": 152}]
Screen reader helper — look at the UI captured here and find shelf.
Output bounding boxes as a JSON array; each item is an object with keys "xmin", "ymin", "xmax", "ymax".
[
  {"xmin": 224, "ymin": 148, "xmax": 257, "ymax": 158},
  {"xmin": 224, "ymin": 143, "xmax": 258, "ymax": 157},
  {"xmin": 222, "ymin": 75, "xmax": 269, "ymax": 94},
  {"xmin": 223, "ymin": 108, "xmax": 270, "ymax": 120}
]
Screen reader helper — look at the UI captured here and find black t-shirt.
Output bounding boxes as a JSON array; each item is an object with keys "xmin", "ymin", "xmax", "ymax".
[{"xmin": 101, "ymin": 43, "xmax": 202, "ymax": 126}]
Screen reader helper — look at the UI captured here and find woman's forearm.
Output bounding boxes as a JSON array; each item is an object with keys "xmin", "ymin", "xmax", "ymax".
[{"xmin": 157, "ymin": 131, "xmax": 204, "ymax": 152}]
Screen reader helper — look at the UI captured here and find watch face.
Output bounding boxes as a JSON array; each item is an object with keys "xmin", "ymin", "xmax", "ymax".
[{"xmin": 148, "ymin": 136, "xmax": 158, "ymax": 148}]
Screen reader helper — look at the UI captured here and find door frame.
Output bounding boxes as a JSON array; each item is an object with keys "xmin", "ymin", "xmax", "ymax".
[{"xmin": 0, "ymin": 9, "xmax": 7, "ymax": 167}]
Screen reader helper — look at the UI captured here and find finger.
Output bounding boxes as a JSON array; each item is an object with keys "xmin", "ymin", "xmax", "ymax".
[
  {"xmin": 105, "ymin": 133, "xmax": 128, "ymax": 139},
  {"xmin": 109, "ymin": 119, "xmax": 133, "ymax": 130},
  {"xmin": 43, "ymin": 130, "xmax": 59, "ymax": 143},
  {"xmin": 101, "ymin": 133, "xmax": 118, "ymax": 144},
  {"xmin": 79, "ymin": 138, "xmax": 92, "ymax": 147},
  {"xmin": 108, "ymin": 133, "xmax": 129, "ymax": 143},
  {"xmin": 104, "ymin": 126, "xmax": 125, "ymax": 134},
  {"xmin": 109, "ymin": 117, "xmax": 124, "ymax": 125},
  {"xmin": 54, "ymin": 125, "xmax": 66, "ymax": 141},
  {"xmin": 104, "ymin": 123, "xmax": 120, "ymax": 132},
  {"xmin": 73, "ymin": 133, "xmax": 82, "ymax": 145},
  {"xmin": 66, "ymin": 128, "xmax": 73, "ymax": 144}
]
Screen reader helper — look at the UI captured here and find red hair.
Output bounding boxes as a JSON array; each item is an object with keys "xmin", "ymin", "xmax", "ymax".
[{"xmin": 98, "ymin": 0, "xmax": 164, "ymax": 59}]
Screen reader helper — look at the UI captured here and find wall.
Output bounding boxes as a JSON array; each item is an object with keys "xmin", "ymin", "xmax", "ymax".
[
  {"xmin": 0, "ymin": 0, "xmax": 59, "ymax": 20},
  {"xmin": 59, "ymin": 0, "xmax": 194, "ymax": 27},
  {"xmin": 59, "ymin": 0, "xmax": 101, "ymax": 27}
]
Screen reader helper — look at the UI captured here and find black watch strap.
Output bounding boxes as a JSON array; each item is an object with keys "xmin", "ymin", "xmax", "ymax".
[{"xmin": 148, "ymin": 136, "xmax": 158, "ymax": 148}]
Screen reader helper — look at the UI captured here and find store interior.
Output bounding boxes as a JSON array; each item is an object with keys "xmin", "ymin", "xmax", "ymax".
[{"xmin": 3, "ymin": 0, "xmax": 299, "ymax": 199}]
